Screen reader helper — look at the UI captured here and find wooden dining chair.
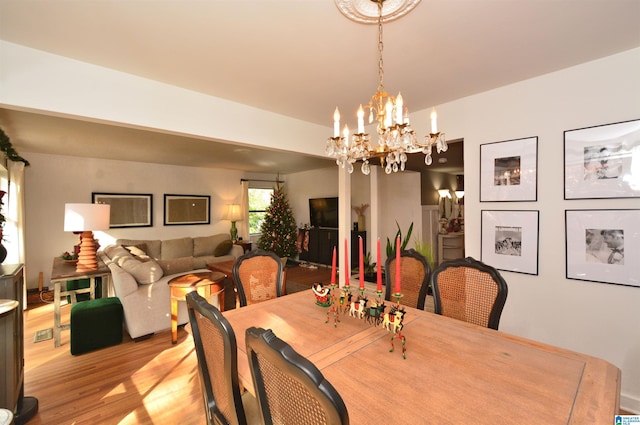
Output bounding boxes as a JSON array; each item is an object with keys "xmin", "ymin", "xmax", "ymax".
[
  {"xmin": 186, "ymin": 292, "xmax": 259, "ymax": 425},
  {"xmin": 245, "ymin": 326, "xmax": 349, "ymax": 425},
  {"xmin": 232, "ymin": 249, "xmax": 284, "ymax": 307},
  {"xmin": 431, "ymin": 257, "xmax": 508, "ymax": 330},
  {"xmin": 384, "ymin": 249, "xmax": 432, "ymax": 310}
]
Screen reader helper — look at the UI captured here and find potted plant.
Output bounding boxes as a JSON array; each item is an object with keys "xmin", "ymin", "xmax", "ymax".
[{"xmin": 386, "ymin": 221, "xmax": 413, "ymax": 258}]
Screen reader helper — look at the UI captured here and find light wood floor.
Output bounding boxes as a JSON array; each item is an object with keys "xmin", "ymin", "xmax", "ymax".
[{"xmin": 23, "ymin": 301, "xmax": 205, "ymax": 425}]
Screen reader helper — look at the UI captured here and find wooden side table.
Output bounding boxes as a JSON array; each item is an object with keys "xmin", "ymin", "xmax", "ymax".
[
  {"xmin": 234, "ymin": 240, "xmax": 252, "ymax": 253},
  {"xmin": 50, "ymin": 257, "xmax": 111, "ymax": 347},
  {"xmin": 168, "ymin": 271, "xmax": 225, "ymax": 344}
]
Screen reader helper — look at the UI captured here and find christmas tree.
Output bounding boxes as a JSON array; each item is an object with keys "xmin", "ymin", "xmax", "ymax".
[{"xmin": 257, "ymin": 184, "xmax": 298, "ymax": 258}]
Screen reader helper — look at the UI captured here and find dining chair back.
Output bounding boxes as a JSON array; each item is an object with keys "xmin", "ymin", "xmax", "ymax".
[
  {"xmin": 232, "ymin": 249, "xmax": 284, "ymax": 307},
  {"xmin": 431, "ymin": 257, "xmax": 508, "ymax": 330},
  {"xmin": 384, "ymin": 249, "xmax": 432, "ymax": 310},
  {"xmin": 186, "ymin": 291, "xmax": 248, "ymax": 425},
  {"xmin": 245, "ymin": 326, "xmax": 350, "ymax": 425}
]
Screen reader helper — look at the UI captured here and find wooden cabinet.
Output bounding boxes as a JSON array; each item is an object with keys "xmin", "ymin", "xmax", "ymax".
[
  {"xmin": 0, "ymin": 264, "xmax": 38, "ymax": 423},
  {"xmin": 438, "ymin": 233, "xmax": 465, "ymax": 265},
  {"xmin": 298, "ymin": 229, "xmax": 366, "ymax": 267}
]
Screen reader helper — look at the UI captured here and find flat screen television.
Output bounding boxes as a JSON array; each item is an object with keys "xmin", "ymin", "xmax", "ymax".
[{"xmin": 309, "ymin": 197, "xmax": 338, "ymax": 228}]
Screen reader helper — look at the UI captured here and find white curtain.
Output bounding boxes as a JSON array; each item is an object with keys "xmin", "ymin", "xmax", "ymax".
[
  {"xmin": 6, "ymin": 160, "xmax": 25, "ymax": 265},
  {"xmin": 239, "ymin": 180, "xmax": 250, "ymax": 241},
  {"xmin": 7, "ymin": 160, "xmax": 26, "ymax": 306}
]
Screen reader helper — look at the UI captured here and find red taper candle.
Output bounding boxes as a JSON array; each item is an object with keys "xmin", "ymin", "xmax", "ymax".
[
  {"xmin": 395, "ymin": 236, "xmax": 401, "ymax": 294},
  {"xmin": 359, "ymin": 236, "xmax": 364, "ymax": 289},
  {"xmin": 330, "ymin": 246, "xmax": 337, "ymax": 285},
  {"xmin": 376, "ymin": 238, "xmax": 382, "ymax": 292}
]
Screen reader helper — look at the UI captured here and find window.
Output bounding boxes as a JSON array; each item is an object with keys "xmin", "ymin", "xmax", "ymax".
[{"xmin": 248, "ymin": 187, "xmax": 273, "ymax": 234}]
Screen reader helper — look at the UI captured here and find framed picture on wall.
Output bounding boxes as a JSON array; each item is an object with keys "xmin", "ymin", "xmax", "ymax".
[
  {"xmin": 565, "ymin": 209, "xmax": 640, "ymax": 288},
  {"xmin": 480, "ymin": 137, "xmax": 538, "ymax": 202},
  {"xmin": 164, "ymin": 194, "xmax": 210, "ymax": 225},
  {"xmin": 91, "ymin": 192, "xmax": 153, "ymax": 228},
  {"xmin": 564, "ymin": 118, "xmax": 640, "ymax": 199},
  {"xmin": 481, "ymin": 210, "xmax": 539, "ymax": 275}
]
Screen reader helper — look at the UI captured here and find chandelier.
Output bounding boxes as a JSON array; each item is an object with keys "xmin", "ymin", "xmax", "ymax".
[{"xmin": 326, "ymin": 0, "xmax": 447, "ymax": 175}]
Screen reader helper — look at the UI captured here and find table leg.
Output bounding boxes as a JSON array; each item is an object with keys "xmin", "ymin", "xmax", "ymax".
[
  {"xmin": 171, "ymin": 293, "xmax": 178, "ymax": 344},
  {"xmin": 53, "ymin": 281, "xmax": 61, "ymax": 347}
]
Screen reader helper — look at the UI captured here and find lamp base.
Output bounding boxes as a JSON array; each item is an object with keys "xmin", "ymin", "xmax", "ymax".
[
  {"xmin": 230, "ymin": 221, "xmax": 238, "ymax": 243},
  {"xmin": 76, "ymin": 230, "xmax": 99, "ymax": 272}
]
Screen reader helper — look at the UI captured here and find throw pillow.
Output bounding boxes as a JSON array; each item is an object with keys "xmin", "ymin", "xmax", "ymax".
[
  {"xmin": 124, "ymin": 244, "xmax": 149, "ymax": 259},
  {"xmin": 193, "ymin": 235, "xmax": 217, "ymax": 257},
  {"xmin": 104, "ymin": 245, "xmax": 130, "ymax": 261},
  {"xmin": 157, "ymin": 257, "xmax": 195, "ymax": 275},
  {"xmin": 117, "ymin": 254, "xmax": 164, "ymax": 284},
  {"xmin": 214, "ymin": 239, "xmax": 233, "ymax": 257}
]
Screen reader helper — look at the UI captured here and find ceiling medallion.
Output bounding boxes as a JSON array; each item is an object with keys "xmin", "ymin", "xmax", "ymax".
[{"xmin": 334, "ymin": 0, "xmax": 422, "ymax": 24}]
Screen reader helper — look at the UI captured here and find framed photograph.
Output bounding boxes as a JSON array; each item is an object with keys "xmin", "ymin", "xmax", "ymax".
[
  {"xmin": 164, "ymin": 194, "xmax": 210, "ymax": 225},
  {"xmin": 91, "ymin": 192, "xmax": 152, "ymax": 228},
  {"xmin": 481, "ymin": 210, "xmax": 539, "ymax": 275},
  {"xmin": 564, "ymin": 118, "xmax": 640, "ymax": 199},
  {"xmin": 566, "ymin": 209, "xmax": 639, "ymax": 288},
  {"xmin": 480, "ymin": 137, "xmax": 538, "ymax": 202}
]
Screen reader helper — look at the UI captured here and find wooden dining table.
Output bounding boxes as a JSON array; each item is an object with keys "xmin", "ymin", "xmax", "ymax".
[{"xmin": 223, "ymin": 289, "xmax": 621, "ymax": 424}]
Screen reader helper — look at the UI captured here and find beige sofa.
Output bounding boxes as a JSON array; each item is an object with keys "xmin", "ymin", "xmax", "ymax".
[{"xmin": 99, "ymin": 234, "xmax": 243, "ymax": 340}]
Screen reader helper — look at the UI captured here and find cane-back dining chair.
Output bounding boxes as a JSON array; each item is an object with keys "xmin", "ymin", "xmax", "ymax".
[
  {"xmin": 232, "ymin": 249, "xmax": 284, "ymax": 308},
  {"xmin": 384, "ymin": 249, "xmax": 432, "ymax": 310},
  {"xmin": 245, "ymin": 327, "xmax": 350, "ymax": 425},
  {"xmin": 186, "ymin": 292, "xmax": 259, "ymax": 425},
  {"xmin": 431, "ymin": 257, "xmax": 508, "ymax": 330}
]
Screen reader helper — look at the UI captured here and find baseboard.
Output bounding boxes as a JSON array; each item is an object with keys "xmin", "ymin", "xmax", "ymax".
[{"xmin": 621, "ymin": 392, "xmax": 640, "ymax": 414}]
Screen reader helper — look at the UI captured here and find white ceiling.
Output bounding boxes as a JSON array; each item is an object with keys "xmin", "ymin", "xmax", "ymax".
[{"xmin": 0, "ymin": 0, "xmax": 638, "ymax": 174}]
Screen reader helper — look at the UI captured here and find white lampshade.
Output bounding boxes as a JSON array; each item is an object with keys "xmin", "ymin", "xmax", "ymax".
[
  {"xmin": 222, "ymin": 204, "xmax": 242, "ymax": 222},
  {"xmin": 64, "ymin": 203, "xmax": 111, "ymax": 232},
  {"xmin": 438, "ymin": 189, "xmax": 451, "ymax": 199},
  {"xmin": 455, "ymin": 190, "xmax": 465, "ymax": 199}
]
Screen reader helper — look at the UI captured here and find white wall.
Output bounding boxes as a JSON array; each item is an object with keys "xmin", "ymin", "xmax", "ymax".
[
  {"xmin": 407, "ymin": 48, "xmax": 640, "ymax": 412},
  {"xmin": 24, "ymin": 152, "xmax": 276, "ymax": 291}
]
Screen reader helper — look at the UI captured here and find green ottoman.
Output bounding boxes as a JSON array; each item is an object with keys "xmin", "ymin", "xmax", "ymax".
[{"xmin": 71, "ymin": 297, "xmax": 123, "ymax": 355}]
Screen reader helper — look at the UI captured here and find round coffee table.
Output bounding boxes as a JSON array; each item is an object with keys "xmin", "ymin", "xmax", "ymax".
[{"xmin": 169, "ymin": 271, "xmax": 225, "ymax": 344}]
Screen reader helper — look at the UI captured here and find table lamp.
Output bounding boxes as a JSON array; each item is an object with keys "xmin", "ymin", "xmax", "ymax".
[
  {"xmin": 222, "ymin": 204, "xmax": 242, "ymax": 242},
  {"xmin": 64, "ymin": 203, "xmax": 111, "ymax": 272}
]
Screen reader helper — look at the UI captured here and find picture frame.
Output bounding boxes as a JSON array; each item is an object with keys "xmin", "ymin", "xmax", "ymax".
[
  {"xmin": 565, "ymin": 209, "xmax": 639, "ymax": 288},
  {"xmin": 481, "ymin": 210, "xmax": 539, "ymax": 275},
  {"xmin": 164, "ymin": 194, "xmax": 210, "ymax": 225},
  {"xmin": 564, "ymin": 119, "xmax": 640, "ymax": 199},
  {"xmin": 480, "ymin": 137, "xmax": 538, "ymax": 202},
  {"xmin": 91, "ymin": 192, "xmax": 152, "ymax": 228}
]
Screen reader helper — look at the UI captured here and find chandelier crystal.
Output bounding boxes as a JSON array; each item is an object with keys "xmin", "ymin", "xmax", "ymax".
[{"xmin": 326, "ymin": 0, "xmax": 447, "ymax": 175}]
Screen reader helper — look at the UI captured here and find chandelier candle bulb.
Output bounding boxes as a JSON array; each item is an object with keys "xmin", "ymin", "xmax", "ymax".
[
  {"xmin": 333, "ymin": 108, "xmax": 340, "ymax": 137},
  {"xmin": 357, "ymin": 105, "xmax": 365, "ymax": 134},
  {"xmin": 385, "ymin": 98, "xmax": 393, "ymax": 128},
  {"xmin": 430, "ymin": 108, "xmax": 438, "ymax": 134},
  {"xmin": 343, "ymin": 125, "xmax": 350, "ymax": 146},
  {"xmin": 395, "ymin": 92, "xmax": 403, "ymax": 124}
]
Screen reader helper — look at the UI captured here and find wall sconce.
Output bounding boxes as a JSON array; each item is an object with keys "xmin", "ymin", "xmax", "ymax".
[
  {"xmin": 64, "ymin": 203, "xmax": 110, "ymax": 272},
  {"xmin": 222, "ymin": 204, "xmax": 242, "ymax": 242}
]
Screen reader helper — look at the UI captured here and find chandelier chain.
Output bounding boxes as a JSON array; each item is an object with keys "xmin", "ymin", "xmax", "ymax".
[{"xmin": 377, "ymin": 1, "xmax": 385, "ymax": 94}]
